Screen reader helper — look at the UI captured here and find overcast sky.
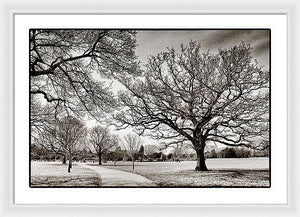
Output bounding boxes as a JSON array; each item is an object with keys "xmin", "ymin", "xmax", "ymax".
[
  {"xmin": 136, "ymin": 29, "xmax": 270, "ymax": 70},
  {"xmin": 93, "ymin": 29, "xmax": 270, "ymax": 148}
]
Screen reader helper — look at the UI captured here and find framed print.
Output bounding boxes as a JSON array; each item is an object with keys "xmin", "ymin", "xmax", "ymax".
[
  {"xmin": 0, "ymin": 0, "xmax": 298, "ymax": 217},
  {"xmin": 14, "ymin": 14, "xmax": 287, "ymax": 203},
  {"xmin": 14, "ymin": 14, "xmax": 286, "ymax": 205}
]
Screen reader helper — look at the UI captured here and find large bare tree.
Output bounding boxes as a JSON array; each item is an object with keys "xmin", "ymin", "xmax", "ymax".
[
  {"xmin": 88, "ymin": 126, "xmax": 118, "ymax": 165},
  {"xmin": 30, "ymin": 30, "xmax": 140, "ymax": 165},
  {"xmin": 30, "ymin": 30, "xmax": 140, "ymax": 119},
  {"xmin": 115, "ymin": 42, "xmax": 269, "ymax": 171}
]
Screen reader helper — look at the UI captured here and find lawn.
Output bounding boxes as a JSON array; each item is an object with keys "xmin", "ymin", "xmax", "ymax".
[
  {"xmin": 100, "ymin": 158, "xmax": 270, "ymax": 187},
  {"xmin": 31, "ymin": 161, "xmax": 101, "ymax": 187},
  {"xmin": 31, "ymin": 158, "xmax": 270, "ymax": 187}
]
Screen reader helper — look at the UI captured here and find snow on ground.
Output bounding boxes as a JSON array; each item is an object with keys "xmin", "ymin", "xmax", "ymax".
[
  {"xmin": 101, "ymin": 158, "xmax": 270, "ymax": 187},
  {"xmin": 31, "ymin": 158, "xmax": 270, "ymax": 187},
  {"xmin": 31, "ymin": 161, "xmax": 101, "ymax": 187}
]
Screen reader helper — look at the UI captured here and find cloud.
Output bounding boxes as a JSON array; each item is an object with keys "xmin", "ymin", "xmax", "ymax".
[
  {"xmin": 205, "ymin": 30, "xmax": 253, "ymax": 47},
  {"xmin": 204, "ymin": 30, "xmax": 269, "ymax": 51},
  {"xmin": 253, "ymin": 39, "xmax": 270, "ymax": 56},
  {"xmin": 136, "ymin": 29, "xmax": 270, "ymax": 67}
]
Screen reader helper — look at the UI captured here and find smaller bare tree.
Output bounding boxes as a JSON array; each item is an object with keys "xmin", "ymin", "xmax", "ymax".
[
  {"xmin": 88, "ymin": 126, "xmax": 118, "ymax": 165},
  {"xmin": 144, "ymin": 144, "xmax": 159, "ymax": 158},
  {"xmin": 123, "ymin": 134, "xmax": 142, "ymax": 170},
  {"xmin": 54, "ymin": 116, "xmax": 86, "ymax": 173}
]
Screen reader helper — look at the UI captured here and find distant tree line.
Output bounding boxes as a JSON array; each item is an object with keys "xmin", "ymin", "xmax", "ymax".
[
  {"xmin": 205, "ymin": 147, "xmax": 269, "ymax": 158},
  {"xmin": 31, "ymin": 143, "xmax": 269, "ymax": 164}
]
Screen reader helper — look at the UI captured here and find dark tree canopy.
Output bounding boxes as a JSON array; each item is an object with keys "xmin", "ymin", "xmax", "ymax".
[
  {"xmin": 115, "ymin": 41, "xmax": 269, "ymax": 171},
  {"xmin": 138, "ymin": 145, "xmax": 145, "ymax": 156},
  {"xmin": 30, "ymin": 29, "xmax": 141, "ymax": 119}
]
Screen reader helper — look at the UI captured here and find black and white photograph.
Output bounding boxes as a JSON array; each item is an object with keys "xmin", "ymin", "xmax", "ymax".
[{"xmin": 30, "ymin": 29, "xmax": 270, "ymax": 188}]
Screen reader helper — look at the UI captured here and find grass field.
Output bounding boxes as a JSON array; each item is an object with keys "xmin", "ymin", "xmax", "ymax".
[
  {"xmin": 31, "ymin": 158, "xmax": 270, "ymax": 187},
  {"xmin": 31, "ymin": 161, "xmax": 101, "ymax": 187},
  {"xmin": 100, "ymin": 158, "xmax": 270, "ymax": 187}
]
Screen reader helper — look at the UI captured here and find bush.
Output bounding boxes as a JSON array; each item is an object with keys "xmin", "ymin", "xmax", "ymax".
[
  {"xmin": 31, "ymin": 155, "xmax": 40, "ymax": 161},
  {"xmin": 167, "ymin": 153, "xmax": 173, "ymax": 160},
  {"xmin": 205, "ymin": 149, "xmax": 218, "ymax": 158},
  {"xmin": 188, "ymin": 153, "xmax": 197, "ymax": 160},
  {"xmin": 150, "ymin": 152, "xmax": 162, "ymax": 160},
  {"xmin": 235, "ymin": 148, "xmax": 251, "ymax": 158},
  {"xmin": 40, "ymin": 155, "xmax": 50, "ymax": 161},
  {"xmin": 252, "ymin": 150, "xmax": 269, "ymax": 157},
  {"xmin": 218, "ymin": 148, "xmax": 237, "ymax": 158},
  {"xmin": 160, "ymin": 154, "xmax": 167, "ymax": 161}
]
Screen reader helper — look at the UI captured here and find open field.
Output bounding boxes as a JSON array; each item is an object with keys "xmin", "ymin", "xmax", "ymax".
[
  {"xmin": 99, "ymin": 158, "xmax": 270, "ymax": 187},
  {"xmin": 31, "ymin": 161, "xmax": 101, "ymax": 187},
  {"xmin": 31, "ymin": 158, "xmax": 270, "ymax": 187}
]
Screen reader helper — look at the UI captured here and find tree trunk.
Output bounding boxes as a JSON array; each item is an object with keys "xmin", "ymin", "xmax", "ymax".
[
  {"xmin": 195, "ymin": 148, "xmax": 208, "ymax": 171},
  {"xmin": 98, "ymin": 152, "xmax": 102, "ymax": 165},
  {"xmin": 132, "ymin": 158, "xmax": 135, "ymax": 170},
  {"xmin": 193, "ymin": 137, "xmax": 208, "ymax": 171},
  {"xmin": 62, "ymin": 155, "xmax": 66, "ymax": 164},
  {"xmin": 68, "ymin": 158, "xmax": 72, "ymax": 173}
]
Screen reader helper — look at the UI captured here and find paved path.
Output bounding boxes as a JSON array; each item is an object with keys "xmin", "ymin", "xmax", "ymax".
[{"xmin": 78, "ymin": 163, "xmax": 156, "ymax": 187}]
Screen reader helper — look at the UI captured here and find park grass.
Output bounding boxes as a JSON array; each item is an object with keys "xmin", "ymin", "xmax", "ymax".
[
  {"xmin": 100, "ymin": 158, "xmax": 270, "ymax": 187},
  {"xmin": 137, "ymin": 169, "xmax": 270, "ymax": 187},
  {"xmin": 31, "ymin": 158, "xmax": 270, "ymax": 187},
  {"xmin": 31, "ymin": 161, "xmax": 101, "ymax": 187}
]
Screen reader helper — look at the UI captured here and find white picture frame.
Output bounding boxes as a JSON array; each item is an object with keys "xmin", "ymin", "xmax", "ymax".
[{"xmin": 0, "ymin": 0, "xmax": 298, "ymax": 216}]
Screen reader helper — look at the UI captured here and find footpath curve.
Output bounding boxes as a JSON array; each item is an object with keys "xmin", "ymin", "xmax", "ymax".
[{"xmin": 78, "ymin": 163, "xmax": 157, "ymax": 187}]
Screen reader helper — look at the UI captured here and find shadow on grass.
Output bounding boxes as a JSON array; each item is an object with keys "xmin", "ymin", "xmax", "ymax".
[{"xmin": 31, "ymin": 175, "xmax": 102, "ymax": 187}]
